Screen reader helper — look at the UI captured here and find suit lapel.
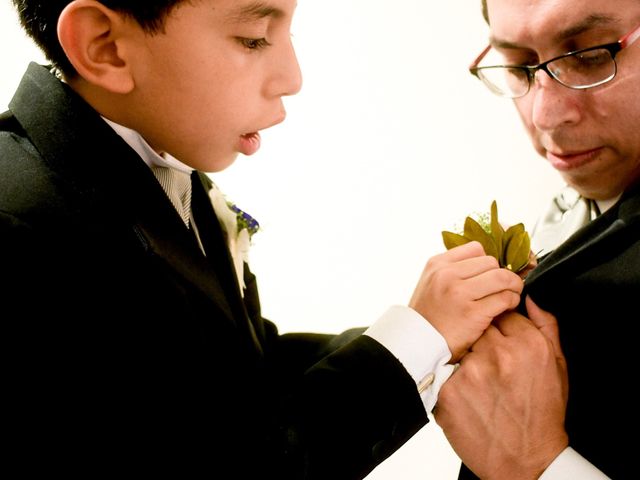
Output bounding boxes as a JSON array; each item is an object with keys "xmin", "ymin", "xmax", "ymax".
[
  {"xmin": 526, "ymin": 183, "xmax": 640, "ymax": 286},
  {"xmin": 191, "ymin": 173, "xmax": 241, "ymax": 293},
  {"xmin": 130, "ymin": 174, "xmax": 267, "ymax": 360},
  {"xmin": 191, "ymin": 173, "xmax": 265, "ymax": 355},
  {"xmin": 132, "ymin": 205, "xmax": 239, "ymax": 328}
]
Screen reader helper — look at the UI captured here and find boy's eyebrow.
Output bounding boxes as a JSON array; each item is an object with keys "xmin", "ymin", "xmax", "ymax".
[{"xmin": 226, "ymin": 1, "xmax": 285, "ymax": 23}]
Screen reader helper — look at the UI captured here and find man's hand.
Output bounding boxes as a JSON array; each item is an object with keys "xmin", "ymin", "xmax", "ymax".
[
  {"xmin": 410, "ymin": 241, "xmax": 523, "ymax": 361},
  {"xmin": 434, "ymin": 297, "xmax": 569, "ymax": 479}
]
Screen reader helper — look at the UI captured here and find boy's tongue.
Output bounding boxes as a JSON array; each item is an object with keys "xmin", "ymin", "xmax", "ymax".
[{"xmin": 238, "ymin": 132, "xmax": 261, "ymax": 156}]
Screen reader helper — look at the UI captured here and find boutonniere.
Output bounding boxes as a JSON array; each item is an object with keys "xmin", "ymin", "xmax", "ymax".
[
  {"xmin": 208, "ymin": 184, "xmax": 260, "ymax": 295},
  {"xmin": 441, "ymin": 200, "xmax": 535, "ymax": 276}
]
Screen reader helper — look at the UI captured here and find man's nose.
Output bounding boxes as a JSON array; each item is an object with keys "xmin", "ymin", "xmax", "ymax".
[{"xmin": 530, "ymin": 69, "xmax": 581, "ymax": 132}]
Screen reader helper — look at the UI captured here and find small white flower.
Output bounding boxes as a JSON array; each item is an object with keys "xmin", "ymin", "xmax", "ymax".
[
  {"xmin": 209, "ymin": 184, "xmax": 238, "ymax": 234},
  {"xmin": 208, "ymin": 183, "xmax": 259, "ymax": 296},
  {"xmin": 233, "ymin": 228, "xmax": 251, "ymax": 289}
]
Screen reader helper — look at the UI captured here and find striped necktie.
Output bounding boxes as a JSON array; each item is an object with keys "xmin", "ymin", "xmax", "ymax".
[
  {"xmin": 531, "ymin": 186, "xmax": 600, "ymax": 258},
  {"xmin": 151, "ymin": 166, "xmax": 192, "ymax": 227}
]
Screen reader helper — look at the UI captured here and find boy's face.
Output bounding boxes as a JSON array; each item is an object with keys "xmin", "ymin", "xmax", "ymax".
[
  {"xmin": 126, "ymin": 0, "xmax": 301, "ymax": 172},
  {"xmin": 486, "ymin": 0, "xmax": 640, "ymax": 200}
]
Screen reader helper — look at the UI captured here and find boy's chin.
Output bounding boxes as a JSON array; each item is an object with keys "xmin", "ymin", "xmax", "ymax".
[{"xmin": 198, "ymin": 152, "xmax": 240, "ymax": 174}]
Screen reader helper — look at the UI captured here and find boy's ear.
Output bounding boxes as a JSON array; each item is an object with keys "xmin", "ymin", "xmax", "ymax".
[{"xmin": 57, "ymin": 0, "xmax": 136, "ymax": 94}]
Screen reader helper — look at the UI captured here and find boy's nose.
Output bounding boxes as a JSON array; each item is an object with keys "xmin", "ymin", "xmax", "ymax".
[
  {"xmin": 285, "ymin": 50, "xmax": 303, "ymax": 97},
  {"xmin": 267, "ymin": 39, "xmax": 303, "ymax": 98}
]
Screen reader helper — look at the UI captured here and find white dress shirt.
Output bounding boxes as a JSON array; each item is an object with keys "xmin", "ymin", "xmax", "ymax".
[
  {"xmin": 102, "ymin": 117, "xmax": 193, "ymax": 174},
  {"xmin": 365, "ymin": 306, "xmax": 455, "ymax": 412}
]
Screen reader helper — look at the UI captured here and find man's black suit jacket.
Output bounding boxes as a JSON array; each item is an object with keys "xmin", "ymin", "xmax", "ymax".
[
  {"xmin": 459, "ymin": 179, "xmax": 640, "ymax": 478},
  {"xmin": 0, "ymin": 64, "xmax": 428, "ymax": 478}
]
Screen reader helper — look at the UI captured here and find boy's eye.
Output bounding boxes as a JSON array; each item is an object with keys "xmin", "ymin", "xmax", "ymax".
[{"xmin": 237, "ymin": 37, "xmax": 272, "ymax": 50}]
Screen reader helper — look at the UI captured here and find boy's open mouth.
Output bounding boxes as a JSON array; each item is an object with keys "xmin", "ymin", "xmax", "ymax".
[{"xmin": 238, "ymin": 132, "xmax": 261, "ymax": 156}]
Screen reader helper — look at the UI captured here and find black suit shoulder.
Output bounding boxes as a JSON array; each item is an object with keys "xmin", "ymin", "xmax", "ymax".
[{"xmin": 0, "ymin": 110, "xmax": 73, "ymax": 226}]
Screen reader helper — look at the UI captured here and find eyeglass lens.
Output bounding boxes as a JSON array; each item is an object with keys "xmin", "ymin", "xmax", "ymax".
[
  {"xmin": 477, "ymin": 47, "xmax": 616, "ymax": 97},
  {"xmin": 548, "ymin": 48, "xmax": 616, "ymax": 86}
]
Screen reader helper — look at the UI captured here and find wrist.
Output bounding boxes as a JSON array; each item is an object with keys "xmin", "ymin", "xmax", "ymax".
[{"xmin": 490, "ymin": 435, "xmax": 569, "ymax": 480}]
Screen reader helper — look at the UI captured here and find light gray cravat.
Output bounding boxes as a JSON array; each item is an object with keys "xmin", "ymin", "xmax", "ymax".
[
  {"xmin": 531, "ymin": 186, "xmax": 600, "ymax": 257},
  {"xmin": 151, "ymin": 166, "xmax": 192, "ymax": 227}
]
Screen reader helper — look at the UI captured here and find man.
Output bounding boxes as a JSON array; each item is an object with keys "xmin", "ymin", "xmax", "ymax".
[{"xmin": 435, "ymin": 0, "xmax": 639, "ymax": 478}]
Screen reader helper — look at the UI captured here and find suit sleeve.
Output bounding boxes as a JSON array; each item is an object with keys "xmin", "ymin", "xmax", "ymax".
[
  {"xmin": 269, "ymin": 334, "xmax": 429, "ymax": 480},
  {"xmin": 244, "ymin": 266, "xmax": 429, "ymax": 479}
]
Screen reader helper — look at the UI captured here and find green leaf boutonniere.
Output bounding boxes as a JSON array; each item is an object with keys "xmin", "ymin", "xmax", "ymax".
[{"xmin": 442, "ymin": 200, "xmax": 533, "ymax": 274}]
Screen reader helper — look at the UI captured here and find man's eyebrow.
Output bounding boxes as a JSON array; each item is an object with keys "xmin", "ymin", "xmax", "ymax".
[
  {"xmin": 553, "ymin": 14, "xmax": 620, "ymax": 42},
  {"xmin": 490, "ymin": 14, "xmax": 621, "ymax": 50},
  {"xmin": 226, "ymin": 1, "xmax": 284, "ymax": 23}
]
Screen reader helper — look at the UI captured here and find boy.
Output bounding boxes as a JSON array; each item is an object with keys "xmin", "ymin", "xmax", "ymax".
[{"xmin": 1, "ymin": 1, "xmax": 524, "ymax": 476}]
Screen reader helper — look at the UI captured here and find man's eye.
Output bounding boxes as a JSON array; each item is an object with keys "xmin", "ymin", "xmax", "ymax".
[
  {"xmin": 503, "ymin": 56, "xmax": 538, "ymax": 67},
  {"xmin": 238, "ymin": 37, "xmax": 272, "ymax": 50},
  {"xmin": 574, "ymin": 49, "xmax": 611, "ymax": 67}
]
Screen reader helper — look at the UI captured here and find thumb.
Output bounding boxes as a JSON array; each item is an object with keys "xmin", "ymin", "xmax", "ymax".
[{"xmin": 525, "ymin": 295, "xmax": 564, "ymax": 360}]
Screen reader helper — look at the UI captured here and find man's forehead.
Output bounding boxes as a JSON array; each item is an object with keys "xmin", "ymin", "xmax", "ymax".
[
  {"xmin": 489, "ymin": 0, "xmax": 624, "ymax": 48},
  {"xmin": 489, "ymin": 12, "xmax": 622, "ymax": 49}
]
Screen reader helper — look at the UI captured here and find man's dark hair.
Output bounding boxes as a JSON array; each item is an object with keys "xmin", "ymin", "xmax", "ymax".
[
  {"xmin": 12, "ymin": 1, "xmax": 187, "ymax": 76},
  {"xmin": 481, "ymin": 0, "xmax": 489, "ymax": 23}
]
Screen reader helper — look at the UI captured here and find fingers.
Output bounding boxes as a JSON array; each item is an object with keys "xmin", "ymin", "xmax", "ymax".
[
  {"xmin": 411, "ymin": 241, "xmax": 525, "ymax": 360},
  {"xmin": 471, "ymin": 311, "xmax": 537, "ymax": 354},
  {"xmin": 428, "ymin": 245, "xmax": 523, "ymax": 301},
  {"xmin": 492, "ymin": 310, "xmax": 533, "ymax": 336},
  {"xmin": 462, "ymin": 267, "xmax": 524, "ymax": 301},
  {"xmin": 526, "ymin": 295, "xmax": 564, "ymax": 359},
  {"xmin": 459, "ymin": 268, "xmax": 522, "ymax": 322},
  {"xmin": 436, "ymin": 240, "xmax": 486, "ymax": 263},
  {"xmin": 425, "ymin": 243, "xmax": 500, "ymax": 282},
  {"xmin": 472, "ymin": 289, "xmax": 522, "ymax": 321},
  {"xmin": 470, "ymin": 324, "xmax": 503, "ymax": 352},
  {"xmin": 452, "ymin": 255, "xmax": 501, "ymax": 280}
]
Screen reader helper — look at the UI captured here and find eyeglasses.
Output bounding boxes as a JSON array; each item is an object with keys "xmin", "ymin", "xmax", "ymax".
[{"xmin": 469, "ymin": 23, "xmax": 640, "ymax": 98}]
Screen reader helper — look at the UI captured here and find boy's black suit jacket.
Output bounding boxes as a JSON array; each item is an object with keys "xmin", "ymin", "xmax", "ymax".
[
  {"xmin": 0, "ymin": 64, "xmax": 428, "ymax": 478},
  {"xmin": 459, "ymin": 176, "xmax": 640, "ymax": 478}
]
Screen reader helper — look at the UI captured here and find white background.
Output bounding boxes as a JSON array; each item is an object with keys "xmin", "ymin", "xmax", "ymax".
[{"xmin": 0, "ymin": 1, "xmax": 564, "ymax": 478}]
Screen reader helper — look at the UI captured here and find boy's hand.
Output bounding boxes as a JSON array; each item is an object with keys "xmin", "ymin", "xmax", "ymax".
[
  {"xmin": 434, "ymin": 297, "xmax": 569, "ymax": 479},
  {"xmin": 409, "ymin": 241, "xmax": 523, "ymax": 361}
]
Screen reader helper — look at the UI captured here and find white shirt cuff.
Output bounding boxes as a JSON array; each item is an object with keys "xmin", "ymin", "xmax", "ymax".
[
  {"xmin": 364, "ymin": 305, "xmax": 454, "ymax": 413},
  {"xmin": 540, "ymin": 447, "xmax": 610, "ymax": 479}
]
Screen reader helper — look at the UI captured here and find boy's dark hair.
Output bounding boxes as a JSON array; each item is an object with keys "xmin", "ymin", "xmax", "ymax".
[{"xmin": 12, "ymin": 1, "xmax": 186, "ymax": 76}]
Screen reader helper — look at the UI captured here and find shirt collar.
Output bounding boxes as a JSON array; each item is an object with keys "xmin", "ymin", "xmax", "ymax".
[
  {"xmin": 596, "ymin": 195, "xmax": 622, "ymax": 214},
  {"xmin": 101, "ymin": 116, "xmax": 193, "ymax": 175}
]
